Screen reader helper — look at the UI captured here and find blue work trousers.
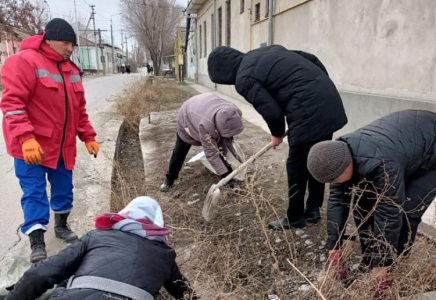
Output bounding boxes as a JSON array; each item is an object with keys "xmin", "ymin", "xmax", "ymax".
[{"xmin": 14, "ymin": 158, "xmax": 73, "ymax": 235}]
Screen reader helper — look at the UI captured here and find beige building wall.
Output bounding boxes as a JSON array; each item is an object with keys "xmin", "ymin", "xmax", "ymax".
[{"xmin": 192, "ymin": 0, "xmax": 436, "ymax": 127}]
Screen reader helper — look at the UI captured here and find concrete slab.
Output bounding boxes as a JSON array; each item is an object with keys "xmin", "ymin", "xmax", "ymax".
[
  {"xmin": 419, "ymin": 291, "xmax": 436, "ymax": 300},
  {"xmin": 139, "ymin": 111, "xmax": 178, "ymax": 179}
]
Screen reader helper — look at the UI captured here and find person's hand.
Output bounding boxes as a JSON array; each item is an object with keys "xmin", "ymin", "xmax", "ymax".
[
  {"xmin": 85, "ymin": 141, "xmax": 99, "ymax": 158},
  {"xmin": 220, "ymin": 169, "xmax": 236, "ymax": 188},
  {"xmin": 22, "ymin": 138, "xmax": 44, "ymax": 165},
  {"xmin": 371, "ymin": 269, "xmax": 390, "ymax": 299},
  {"xmin": 271, "ymin": 136, "xmax": 283, "ymax": 149},
  {"xmin": 372, "ymin": 267, "xmax": 388, "ymax": 278},
  {"xmin": 328, "ymin": 250, "xmax": 350, "ymax": 280}
]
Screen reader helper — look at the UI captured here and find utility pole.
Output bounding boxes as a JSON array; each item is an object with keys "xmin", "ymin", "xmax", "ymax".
[
  {"xmin": 111, "ymin": 20, "xmax": 115, "ymax": 73},
  {"xmin": 91, "ymin": 5, "xmax": 100, "ymax": 74},
  {"xmin": 84, "ymin": 14, "xmax": 92, "ymax": 70},
  {"xmin": 125, "ymin": 35, "xmax": 129, "ymax": 64},
  {"xmin": 98, "ymin": 28, "xmax": 106, "ymax": 75},
  {"xmin": 73, "ymin": 0, "xmax": 81, "ymax": 69},
  {"xmin": 121, "ymin": 31, "xmax": 124, "ymax": 65}
]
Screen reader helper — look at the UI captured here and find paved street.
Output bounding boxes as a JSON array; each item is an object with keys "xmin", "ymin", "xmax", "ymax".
[{"xmin": 0, "ymin": 73, "xmax": 141, "ymax": 260}]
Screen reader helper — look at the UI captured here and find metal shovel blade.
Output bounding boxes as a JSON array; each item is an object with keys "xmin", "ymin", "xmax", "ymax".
[{"xmin": 202, "ymin": 184, "xmax": 221, "ymax": 221}]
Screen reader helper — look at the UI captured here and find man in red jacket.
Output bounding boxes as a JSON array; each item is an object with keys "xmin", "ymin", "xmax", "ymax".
[{"xmin": 0, "ymin": 18, "xmax": 99, "ymax": 263}]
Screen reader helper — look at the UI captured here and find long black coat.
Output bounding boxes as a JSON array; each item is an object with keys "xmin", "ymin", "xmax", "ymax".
[
  {"xmin": 327, "ymin": 110, "xmax": 436, "ymax": 265},
  {"xmin": 5, "ymin": 230, "xmax": 195, "ymax": 300},
  {"xmin": 208, "ymin": 45, "xmax": 347, "ymax": 145}
]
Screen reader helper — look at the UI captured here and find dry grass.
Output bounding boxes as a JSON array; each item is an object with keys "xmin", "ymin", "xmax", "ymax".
[
  {"xmin": 112, "ymin": 78, "xmax": 436, "ymax": 300},
  {"xmin": 115, "ymin": 78, "xmax": 193, "ymax": 135}
]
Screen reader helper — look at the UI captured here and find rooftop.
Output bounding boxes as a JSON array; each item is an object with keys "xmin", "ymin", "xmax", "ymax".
[{"xmin": 186, "ymin": 0, "xmax": 208, "ymax": 13}]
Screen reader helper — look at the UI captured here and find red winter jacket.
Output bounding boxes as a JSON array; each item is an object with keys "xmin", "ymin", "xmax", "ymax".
[{"xmin": 0, "ymin": 33, "xmax": 96, "ymax": 170}]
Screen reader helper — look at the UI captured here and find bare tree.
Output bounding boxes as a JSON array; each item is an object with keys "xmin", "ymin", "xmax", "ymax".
[
  {"xmin": 0, "ymin": 0, "xmax": 34, "ymax": 31},
  {"xmin": 120, "ymin": 0, "xmax": 182, "ymax": 75},
  {"xmin": 0, "ymin": 0, "xmax": 50, "ymax": 35},
  {"xmin": 28, "ymin": 0, "xmax": 49, "ymax": 34}
]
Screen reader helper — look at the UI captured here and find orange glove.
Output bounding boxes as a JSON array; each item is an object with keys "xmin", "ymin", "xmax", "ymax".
[
  {"xmin": 22, "ymin": 138, "xmax": 44, "ymax": 165},
  {"xmin": 85, "ymin": 141, "xmax": 99, "ymax": 158}
]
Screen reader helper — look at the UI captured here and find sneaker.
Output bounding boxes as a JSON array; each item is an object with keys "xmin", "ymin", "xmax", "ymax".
[
  {"xmin": 29, "ymin": 229, "xmax": 47, "ymax": 263},
  {"xmin": 159, "ymin": 180, "xmax": 174, "ymax": 192},
  {"xmin": 304, "ymin": 208, "xmax": 321, "ymax": 224},
  {"xmin": 268, "ymin": 216, "xmax": 306, "ymax": 230},
  {"xmin": 54, "ymin": 213, "xmax": 78, "ymax": 243}
]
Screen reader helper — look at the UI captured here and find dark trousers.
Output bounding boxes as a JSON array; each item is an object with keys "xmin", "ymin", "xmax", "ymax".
[
  {"xmin": 397, "ymin": 167, "xmax": 436, "ymax": 254},
  {"xmin": 354, "ymin": 167, "xmax": 436, "ymax": 266},
  {"xmin": 286, "ymin": 133, "xmax": 333, "ymax": 222},
  {"xmin": 165, "ymin": 134, "xmax": 192, "ymax": 182}
]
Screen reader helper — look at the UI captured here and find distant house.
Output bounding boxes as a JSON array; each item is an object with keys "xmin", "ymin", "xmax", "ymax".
[
  {"xmin": 0, "ymin": 28, "xmax": 30, "ymax": 74},
  {"xmin": 73, "ymin": 35, "xmax": 125, "ymax": 74}
]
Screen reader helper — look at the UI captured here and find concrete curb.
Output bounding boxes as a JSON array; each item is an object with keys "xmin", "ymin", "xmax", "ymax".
[{"xmin": 69, "ymin": 113, "xmax": 124, "ymax": 237}]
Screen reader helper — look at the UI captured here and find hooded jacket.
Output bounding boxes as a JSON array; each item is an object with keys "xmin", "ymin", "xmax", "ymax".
[
  {"xmin": 326, "ymin": 110, "xmax": 436, "ymax": 266},
  {"xmin": 208, "ymin": 45, "xmax": 347, "ymax": 146},
  {"xmin": 4, "ymin": 231, "xmax": 193, "ymax": 300},
  {"xmin": 0, "ymin": 32, "xmax": 96, "ymax": 170},
  {"xmin": 177, "ymin": 93, "xmax": 244, "ymax": 175},
  {"xmin": 5, "ymin": 197, "xmax": 196, "ymax": 300}
]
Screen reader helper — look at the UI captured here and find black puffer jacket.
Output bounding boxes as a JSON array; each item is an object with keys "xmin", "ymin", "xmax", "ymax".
[
  {"xmin": 327, "ymin": 110, "xmax": 436, "ymax": 265},
  {"xmin": 5, "ymin": 230, "xmax": 195, "ymax": 300},
  {"xmin": 208, "ymin": 45, "xmax": 347, "ymax": 145}
]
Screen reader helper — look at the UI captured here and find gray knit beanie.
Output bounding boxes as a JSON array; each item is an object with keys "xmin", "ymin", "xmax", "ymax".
[{"xmin": 307, "ymin": 141, "xmax": 352, "ymax": 183}]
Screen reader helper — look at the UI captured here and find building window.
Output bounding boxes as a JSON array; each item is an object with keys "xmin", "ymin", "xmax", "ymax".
[
  {"xmin": 199, "ymin": 25, "xmax": 202, "ymax": 58},
  {"xmin": 265, "ymin": 0, "xmax": 269, "ymax": 17},
  {"xmin": 13, "ymin": 47, "xmax": 18, "ymax": 54},
  {"xmin": 211, "ymin": 13, "xmax": 215, "ymax": 48},
  {"xmin": 254, "ymin": 3, "xmax": 260, "ymax": 22},
  {"xmin": 226, "ymin": 0, "xmax": 231, "ymax": 46},
  {"xmin": 240, "ymin": 0, "xmax": 244, "ymax": 13},
  {"xmin": 218, "ymin": 7, "xmax": 222, "ymax": 47},
  {"xmin": 204, "ymin": 21, "xmax": 207, "ymax": 57}
]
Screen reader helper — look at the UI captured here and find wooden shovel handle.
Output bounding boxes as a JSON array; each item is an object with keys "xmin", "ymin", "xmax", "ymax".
[{"xmin": 216, "ymin": 130, "xmax": 288, "ymax": 188}]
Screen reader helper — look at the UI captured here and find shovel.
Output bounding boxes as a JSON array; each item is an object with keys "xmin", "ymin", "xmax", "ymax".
[{"xmin": 202, "ymin": 131, "xmax": 287, "ymax": 221}]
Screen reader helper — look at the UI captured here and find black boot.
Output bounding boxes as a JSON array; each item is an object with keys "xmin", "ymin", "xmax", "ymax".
[
  {"xmin": 268, "ymin": 216, "xmax": 306, "ymax": 230},
  {"xmin": 29, "ymin": 229, "xmax": 47, "ymax": 263},
  {"xmin": 304, "ymin": 208, "xmax": 321, "ymax": 224},
  {"xmin": 159, "ymin": 179, "xmax": 174, "ymax": 192},
  {"xmin": 54, "ymin": 213, "xmax": 78, "ymax": 243}
]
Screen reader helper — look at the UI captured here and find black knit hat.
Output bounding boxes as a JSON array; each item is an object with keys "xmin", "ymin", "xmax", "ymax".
[
  {"xmin": 307, "ymin": 141, "xmax": 352, "ymax": 183},
  {"xmin": 44, "ymin": 18, "xmax": 77, "ymax": 45}
]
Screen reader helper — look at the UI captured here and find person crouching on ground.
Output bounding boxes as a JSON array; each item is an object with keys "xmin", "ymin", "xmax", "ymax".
[
  {"xmin": 307, "ymin": 110, "xmax": 436, "ymax": 279},
  {"xmin": 160, "ymin": 93, "xmax": 244, "ymax": 192},
  {"xmin": 207, "ymin": 45, "xmax": 347, "ymax": 229},
  {"xmin": 4, "ymin": 196, "xmax": 197, "ymax": 300}
]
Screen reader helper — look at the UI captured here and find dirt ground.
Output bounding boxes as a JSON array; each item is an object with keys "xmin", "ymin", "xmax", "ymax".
[{"xmin": 113, "ymin": 80, "xmax": 436, "ymax": 300}]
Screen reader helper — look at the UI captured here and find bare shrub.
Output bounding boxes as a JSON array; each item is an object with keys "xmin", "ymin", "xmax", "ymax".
[{"xmin": 115, "ymin": 78, "xmax": 195, "ymax": 134}]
